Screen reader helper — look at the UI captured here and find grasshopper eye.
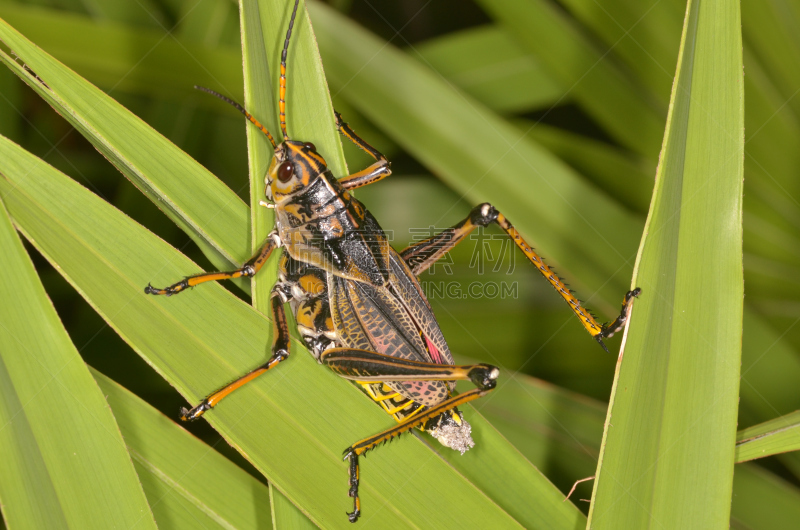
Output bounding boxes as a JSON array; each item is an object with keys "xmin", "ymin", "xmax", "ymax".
[
  {"xmin": 278, "ymin": 161, "xmax": 295, "ymax": 182},
  {"xmin": 303, "ymin": 142, "xmax": 316, "ymax": 152}
]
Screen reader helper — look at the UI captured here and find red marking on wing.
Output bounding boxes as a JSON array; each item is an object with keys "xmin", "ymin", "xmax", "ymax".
[{"xmin": 425, "ymin": 335, "xmax": 444, "ymax": 364}]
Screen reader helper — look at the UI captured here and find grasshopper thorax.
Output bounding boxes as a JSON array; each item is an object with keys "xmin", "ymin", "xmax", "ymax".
[{"xmin": 266, "ymin": 140, "xmax": 329, "ymax": 203}]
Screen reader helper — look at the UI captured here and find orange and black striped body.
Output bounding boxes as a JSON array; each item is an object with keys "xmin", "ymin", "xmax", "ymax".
[{"xmin": 271, "ymin": 151, "xmax": 464, "ymax": 433}]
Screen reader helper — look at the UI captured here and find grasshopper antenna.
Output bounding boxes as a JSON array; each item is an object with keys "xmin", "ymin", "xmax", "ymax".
[
  {"xmin": 194, "ymin": 85, "xmax": 277, "ymax": 148},
  {"xmin": 279, "ymin": 0, "xmax": 301, "ymax": 141}
]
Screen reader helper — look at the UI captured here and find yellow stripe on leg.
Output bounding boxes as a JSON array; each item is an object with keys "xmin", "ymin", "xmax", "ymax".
[
  {"xmin": 495, "ymin": 213, "xmax": 604, "ymax": 338},
  {"xmin": 348, "ymin": 388, "xmax": 490, "ymax": 457}
]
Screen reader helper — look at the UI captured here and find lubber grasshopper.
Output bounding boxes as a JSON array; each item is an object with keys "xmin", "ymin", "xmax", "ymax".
[{"xmin": 145, "ymin": 0, "xmax": 640, "ymax": 522}]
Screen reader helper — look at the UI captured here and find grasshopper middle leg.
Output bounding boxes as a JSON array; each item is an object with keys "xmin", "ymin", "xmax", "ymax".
[{"xmin": 180, "ymin": 285, "xmax": 290, "ymax": 421}]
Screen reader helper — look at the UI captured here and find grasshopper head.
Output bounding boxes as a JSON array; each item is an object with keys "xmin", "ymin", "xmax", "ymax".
[{"xmin": 266, "ymin": 140, "xmax": 329, "ymax": 202}]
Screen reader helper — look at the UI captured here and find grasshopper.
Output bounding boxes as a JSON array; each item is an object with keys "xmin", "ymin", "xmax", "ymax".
[{"xmin": 145, "ymin": 0, "xmax": 640, "ymax": 521}]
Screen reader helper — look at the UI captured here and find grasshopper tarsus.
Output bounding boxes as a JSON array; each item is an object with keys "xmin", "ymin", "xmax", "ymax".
[
  {"xmin": 179, "ymin": 402, "xmax": 209, "ymax": 422},
  {"xmin": 597, "ymin": 287, "xmax": 642, "ymax": 348}
]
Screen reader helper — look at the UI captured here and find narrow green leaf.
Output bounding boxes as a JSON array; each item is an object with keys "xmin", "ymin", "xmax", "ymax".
[
  {"xmin": 0, "ymin": 124, "xmax": 522, "ymax": 529},
  {"xmin": 588, "ymin": 0, "xmax": 744, "ymax": 527},
  {"xmin": 240, "ymin": 1, "xmax": 343, "ymax": 525},
  {"xmin": 0, "ymin": 186, "xmax": 155, "ymax": 528},
  {"xmin": 0, "ymin": 16, "xmax": 250, "ymax": 281},
  {"xmin": 412, "ymin": 25, "xmax": 565, "ymax": 113},
  {"xmin": 92, "ymin": 368, "xmax": 273, "ymax": 530},
  {"xmin": 239, "ymin": 0, "xmax": 347, "ymax": 307},
  {"xmin": 474, "ymin": 0, "xmax": 666, "ymax": 157},
  {"xmin": 270, "ymin": 485, "xmax": 316, "ymax": 530},
  {"xmin": 737, "ymin": 410, "xmax": 800, "ymax": 443},
  {"xmin": 246, "ymin": 0, "xmax": 348, "ymax": 178},
  {"xmin": 240, "ymin": 0, "xmax": 280, "ymax": 310},
  {"xmin": 735, "ymin": 411, "xmax": 800, "ymax": 464}
]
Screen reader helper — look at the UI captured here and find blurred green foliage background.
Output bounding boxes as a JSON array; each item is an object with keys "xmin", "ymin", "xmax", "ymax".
[{"xmin": 1, "ymin": 0, "xmax": 800, "ymax": 520}]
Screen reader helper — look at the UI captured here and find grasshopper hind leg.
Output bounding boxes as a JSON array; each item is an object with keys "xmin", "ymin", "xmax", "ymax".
[
  {"xmin": 398, "ymin": 203, "xmax": 641, "ymax": 348},
  {"xmin": 322, "ymin": 348, "xmax": 498, "ymax": 522},
  {"xmin": 340, "ymin": 387, "xmax": 492, "ymax": 523},
  {"xmin": 344, "ymin": 449, "xmax": 361, "ymax": 523}
]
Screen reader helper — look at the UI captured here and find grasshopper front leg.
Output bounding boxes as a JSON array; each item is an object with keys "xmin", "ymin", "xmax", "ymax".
[
  {"xmin": 334, "ymin": 111, "xmax": 392, "ymax": 190},
  {"xmin": 144, "ymin": 232, "xmax": 280, "ymax": 296}
]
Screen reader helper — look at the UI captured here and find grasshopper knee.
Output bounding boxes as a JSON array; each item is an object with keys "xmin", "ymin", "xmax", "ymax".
[
  {"xmin": 469, "ymin": 203, "xmax": 499, "ymax": 227},
  {"xmin": 468, "ymin": 364, "xmax": 499, "ymax": 390}
]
